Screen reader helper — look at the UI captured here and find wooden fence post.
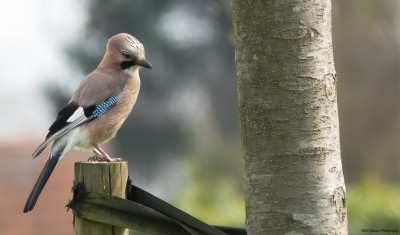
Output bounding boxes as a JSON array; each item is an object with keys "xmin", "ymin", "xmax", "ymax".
[{"xmin": 73, "ymin": 162, "xmax": 129, "ymax": 235}]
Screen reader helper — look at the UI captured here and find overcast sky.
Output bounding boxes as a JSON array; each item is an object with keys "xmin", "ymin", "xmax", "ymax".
[{"xmin": 0, "ymin": 0, "xmax": 86, "ymax": 143}]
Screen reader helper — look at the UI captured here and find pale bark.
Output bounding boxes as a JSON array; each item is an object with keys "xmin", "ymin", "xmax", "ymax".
[{"xmin": 232, "ymin": 0, "xmax": 347, "ymax": 234}]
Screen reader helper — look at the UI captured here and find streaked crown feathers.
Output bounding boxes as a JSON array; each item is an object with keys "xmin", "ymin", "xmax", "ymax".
[{"xmin": 107, "ymin": 33, "xmax": 145, "ymax": 56}]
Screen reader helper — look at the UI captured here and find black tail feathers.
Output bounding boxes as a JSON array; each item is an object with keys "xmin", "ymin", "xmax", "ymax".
[{"xmin": 23, "ymin": 145, "xmax": 65, "ymax": 213}]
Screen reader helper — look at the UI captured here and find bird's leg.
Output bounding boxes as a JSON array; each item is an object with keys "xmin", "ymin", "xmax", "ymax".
[
  {"xmin": 93, "ymin": 149, "xmax": 102, "ymax": 156},
  {"xmin": 93, "ymin": 145, "xmax": 123, "ymax": 162},
  {"xmin": 88, "ymin": 147, "xmax": 110, "ymax": 162},
  {"xmin": 95, "ymin": 146, "xmax": 113, "ymax": 162}
]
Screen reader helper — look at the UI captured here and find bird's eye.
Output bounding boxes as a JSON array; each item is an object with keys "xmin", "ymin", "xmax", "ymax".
[{"xmin": 122, "ymin": 52, "xmax": 131, "ymax": 59}]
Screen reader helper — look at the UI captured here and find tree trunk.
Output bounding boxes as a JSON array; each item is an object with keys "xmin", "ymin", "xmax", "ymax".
[{"xmin": 232, "ymin": 0, "xmax": 347, "ymax": 234}]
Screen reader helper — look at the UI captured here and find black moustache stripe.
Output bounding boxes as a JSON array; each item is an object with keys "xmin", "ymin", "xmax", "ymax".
[{"xmin": 120, "ymin": 60, "xmax": 136, "ymax": 70}]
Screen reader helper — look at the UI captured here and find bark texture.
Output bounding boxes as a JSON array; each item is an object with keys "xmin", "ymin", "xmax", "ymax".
[{"xmin": 232, "ymin": 0, "xmax": 347, "ymax": 234}]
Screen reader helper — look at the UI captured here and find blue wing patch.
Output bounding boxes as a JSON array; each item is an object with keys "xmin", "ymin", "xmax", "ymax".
[{"xmin": 92, "ymin": 89, "xmax": 124, "ymax": 118}]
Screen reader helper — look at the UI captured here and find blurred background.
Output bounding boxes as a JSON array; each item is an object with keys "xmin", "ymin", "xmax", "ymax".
[{"xmin": 0, "ymin": 0, "xmax": 398, "ymax": 234}]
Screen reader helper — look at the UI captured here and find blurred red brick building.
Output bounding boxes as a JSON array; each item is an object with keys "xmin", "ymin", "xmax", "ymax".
[{"xmin": 0, "ymin": 141, "xmax": 95, "ymax": 235}]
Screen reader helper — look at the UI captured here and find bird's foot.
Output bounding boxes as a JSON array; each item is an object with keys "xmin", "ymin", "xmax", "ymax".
[
  {"xmin": 87, "ymin": 155, "xmax": 124, "ymax": 162},
  {"xmin": 87, "ymin": 155, "xmax": 109, "ymax": 162}
]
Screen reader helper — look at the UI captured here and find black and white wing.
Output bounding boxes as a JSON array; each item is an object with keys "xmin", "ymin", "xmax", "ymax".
[
  {"xmin": 32, "ymin": 90, "xmax": 124, "ymax": 159},
  {"xmin": 32, "ymin": 103, "xmax": 93, "ymax": 158}
]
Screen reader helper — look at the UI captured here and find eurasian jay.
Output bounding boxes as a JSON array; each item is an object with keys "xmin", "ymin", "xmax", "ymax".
[{"xmin": 23, "ymin": 33, "xmax": 152, "ymax": 213}]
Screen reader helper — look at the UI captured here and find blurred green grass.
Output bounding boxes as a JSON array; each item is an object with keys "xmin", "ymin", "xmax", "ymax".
[
  {"xmin": 347, "ymin": 178, "xmax": 400, "ymax": 234},
  {"xmin": 174, "ymin": 176, "xmax": 245, "ymax": 227}
]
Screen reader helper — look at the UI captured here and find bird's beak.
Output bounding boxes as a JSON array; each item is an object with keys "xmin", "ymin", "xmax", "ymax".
[{"xmin": 136, "ymin": 59, "xmax": 152, "ymax": 69}]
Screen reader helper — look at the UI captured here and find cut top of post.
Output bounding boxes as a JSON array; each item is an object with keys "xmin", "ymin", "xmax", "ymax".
[{"xmin": 74, "ymin": 161, "xmax": 128, "ymax": 198}]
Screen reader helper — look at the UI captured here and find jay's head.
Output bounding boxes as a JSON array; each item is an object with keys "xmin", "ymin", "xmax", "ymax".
[{"xmin": 104, "ymin": 33, "xmax": 152, "ymax": 71}]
